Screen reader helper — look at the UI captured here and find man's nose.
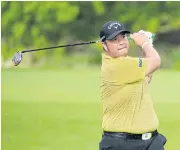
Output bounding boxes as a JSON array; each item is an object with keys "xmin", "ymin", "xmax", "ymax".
[{"xmin": 118, "ymin": 40, "xmax": 125, "ymax": 45}]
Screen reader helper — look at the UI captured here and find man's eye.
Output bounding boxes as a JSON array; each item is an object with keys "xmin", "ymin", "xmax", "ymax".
[{"xmin": 113, "ymin": 38, "xmax": 117, "ymax": 41}]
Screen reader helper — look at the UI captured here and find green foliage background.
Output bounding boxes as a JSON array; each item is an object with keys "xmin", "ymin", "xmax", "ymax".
[{"xmin": 1, "ymin": 1, "xmax": 180, "ymax": 69}]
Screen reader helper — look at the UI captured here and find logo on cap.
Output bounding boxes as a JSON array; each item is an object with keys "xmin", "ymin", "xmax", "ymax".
[{"xmin": 108, "ymin": 22, "xmax": 121, "ymax": 30}]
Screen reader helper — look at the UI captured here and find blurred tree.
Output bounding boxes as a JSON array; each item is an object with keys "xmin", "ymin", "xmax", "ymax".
[
  {"xmin": 1, "ymin": 1, "xmax": 180, "ymax": 67},
  {"xmin": 1, "ymin": 1, "xmax": 80, "ymax": 61}
]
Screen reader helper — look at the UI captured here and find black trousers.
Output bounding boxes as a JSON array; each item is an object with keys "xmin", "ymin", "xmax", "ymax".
[{"xmin": 99, "ymin": 131, "xmax": 167, "ymax": 150}]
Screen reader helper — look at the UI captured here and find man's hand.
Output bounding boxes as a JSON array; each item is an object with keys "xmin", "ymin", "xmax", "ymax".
[
  {"xmin": 138, "ymin": 30, "xmax": 153, "ymax": 45},
  {"xmin": 130, "ymin": 30, "xmax": 154, "ymax": 48},
  {"xmin": 130, "ymin": 33, "xmax": 148, "ymax": 48}
]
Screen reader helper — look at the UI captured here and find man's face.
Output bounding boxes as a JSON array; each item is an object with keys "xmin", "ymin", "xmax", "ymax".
[{"xmin": 103, "ymin": 34, "xmax": 129, "ymax": 58}]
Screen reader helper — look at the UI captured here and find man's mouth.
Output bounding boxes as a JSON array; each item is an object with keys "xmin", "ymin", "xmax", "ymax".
[
  {"xmin": 118, "ymin": 46, "xmax": 126, "ymax": 50},
  {"xmin": 118, "ymin": 44, "xmax": 127, "ymax": 50}
]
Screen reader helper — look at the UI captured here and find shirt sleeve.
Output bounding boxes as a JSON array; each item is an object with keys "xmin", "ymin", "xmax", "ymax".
[{"xmin": 102, "ymin": 57, "xmax": 148, "ymax": 84}]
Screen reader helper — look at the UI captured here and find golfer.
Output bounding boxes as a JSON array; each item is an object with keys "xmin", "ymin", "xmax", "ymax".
[{"xmin": 99, "ymin": 21, "xmax": 167, "ymax": 150}]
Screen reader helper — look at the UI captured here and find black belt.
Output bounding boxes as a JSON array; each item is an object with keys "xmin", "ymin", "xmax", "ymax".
[{"xmin": 103, "ymin": 130, "xmax": 158, "ymax": 140}]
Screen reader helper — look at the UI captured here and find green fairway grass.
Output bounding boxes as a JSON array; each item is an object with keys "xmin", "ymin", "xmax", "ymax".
[{"xmin": 2, "ymin": 68, "xmax": 180, "ymax": 150}]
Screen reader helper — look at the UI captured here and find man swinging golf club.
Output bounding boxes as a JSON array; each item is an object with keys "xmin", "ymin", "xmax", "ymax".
[{"xmin": 99, "ymin": 21, "xmax": 167, "ymax": 150}]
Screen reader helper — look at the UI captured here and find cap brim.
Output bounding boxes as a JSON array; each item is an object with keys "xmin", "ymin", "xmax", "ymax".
[{"xmin": 106, "ymin": 30, "xmax": 131, "ymax": 40}]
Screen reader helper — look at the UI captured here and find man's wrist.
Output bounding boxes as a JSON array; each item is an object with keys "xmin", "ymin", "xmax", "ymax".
[
  {"xmin": 141, "ymin": 41, "xmax": 153, "ymax": 50},
  {"xmin": 141, "ymin": 41, "xmax": 149, "ymax": 49}
]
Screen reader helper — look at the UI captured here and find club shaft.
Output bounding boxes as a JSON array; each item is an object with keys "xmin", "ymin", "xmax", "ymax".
[
  {"xmin": 21, "ymin": 41, "xmax": 98, "ymax": 53},
  {"xmin": 21, "ymin": 34, "xmax": 156, "ymax": 53}
]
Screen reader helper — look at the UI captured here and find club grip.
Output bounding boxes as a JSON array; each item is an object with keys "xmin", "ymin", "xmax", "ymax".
[{"xmin": 128, "ymin": 34, "xmax": 156, "ymax": 40}]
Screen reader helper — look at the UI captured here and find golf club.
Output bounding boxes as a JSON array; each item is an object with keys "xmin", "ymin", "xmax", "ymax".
[{"xmin": 12, "ymin": 34, "xmax": 156, "ymax": 66}]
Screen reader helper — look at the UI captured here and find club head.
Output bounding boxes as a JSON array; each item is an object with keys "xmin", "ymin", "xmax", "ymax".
[{"xmin": 12, "ymin": 51, "xmax": 22, "ymax": 66}]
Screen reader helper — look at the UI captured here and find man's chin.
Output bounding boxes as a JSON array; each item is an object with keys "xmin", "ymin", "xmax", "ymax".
[{"xmin": 118, "ymin": 48, "xmax": 128, "ymax": 56}]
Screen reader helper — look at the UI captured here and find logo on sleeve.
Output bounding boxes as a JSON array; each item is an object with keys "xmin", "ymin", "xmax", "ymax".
[{"xmin": 139, "ymin": 58, "xmax": 142, "ymax": 67}]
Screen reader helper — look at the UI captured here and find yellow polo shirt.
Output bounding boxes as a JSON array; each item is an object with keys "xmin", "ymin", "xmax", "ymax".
[{"xmin": 100, "ymin": 53, "xmax": 159, "ymax": 134}]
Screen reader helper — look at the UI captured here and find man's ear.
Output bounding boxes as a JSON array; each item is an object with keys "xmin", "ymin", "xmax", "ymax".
[{"xmin": 102, "ymin": 42, "xmax": 108, "ymax": 52}]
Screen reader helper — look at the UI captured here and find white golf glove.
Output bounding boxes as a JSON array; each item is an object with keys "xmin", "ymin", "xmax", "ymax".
[{"xmin": 138, "ymin": 30, "xmax": 153, "ymax": 44}]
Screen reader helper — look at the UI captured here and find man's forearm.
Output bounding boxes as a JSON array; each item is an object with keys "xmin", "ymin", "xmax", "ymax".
[
  {"xmin": 141, "ymin": 47, "xmax": 153, "ymax": 83},
  {"xmin": 141, "ymin": 51, "xmax": 146, "ymax": 58},
  {"xmin": 142, "ymin": 43, "xmax": 161, "ymax": 75},
  {"xmin": 143, "ymin": 44, "xmax": 160, "ymax": 60}
]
